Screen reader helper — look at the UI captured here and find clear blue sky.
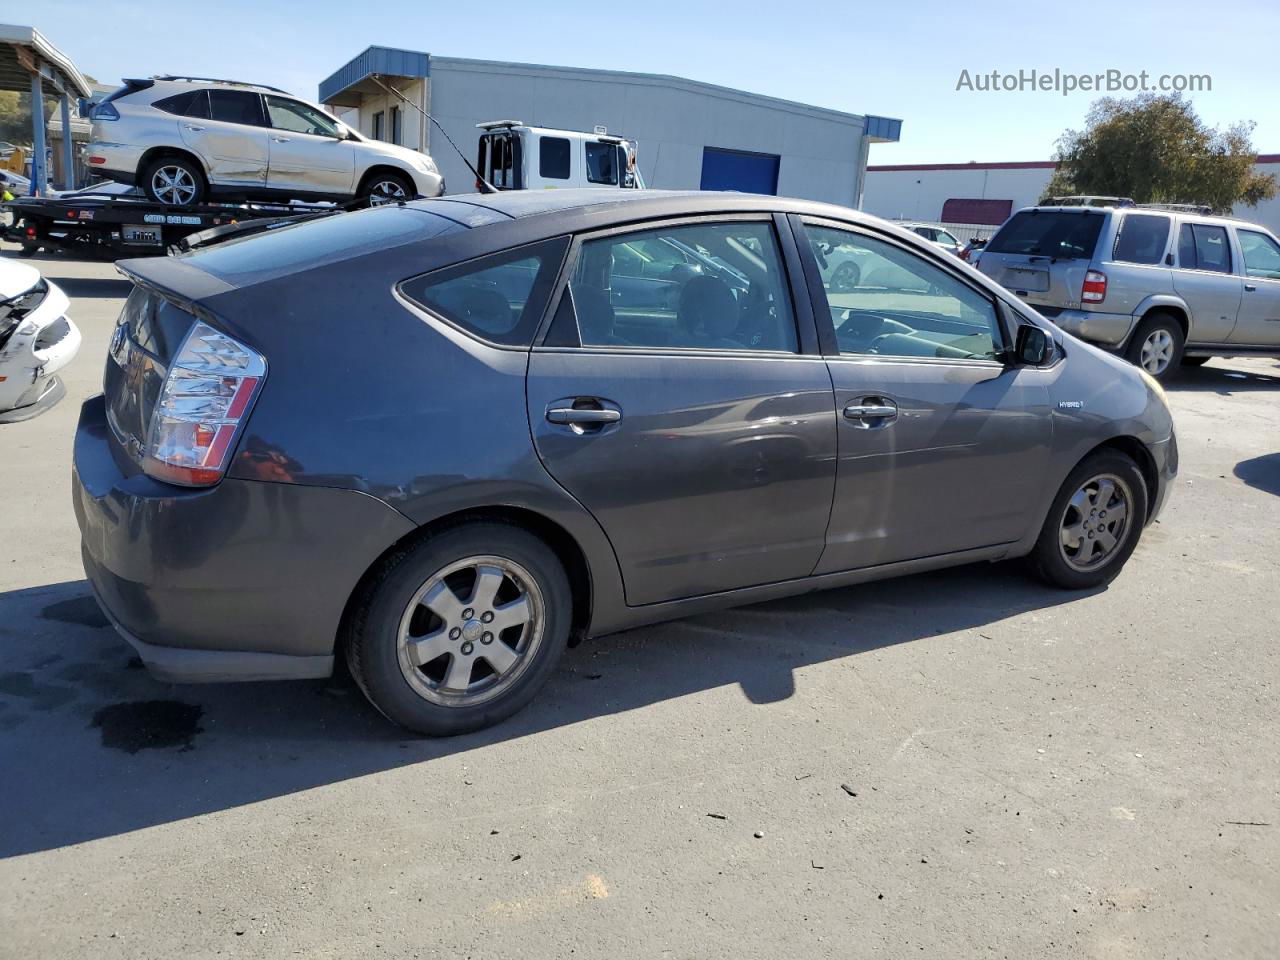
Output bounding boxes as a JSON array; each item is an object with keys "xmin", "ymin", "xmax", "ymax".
[{"xmin": 28, "ymin": 0, "xmax": 1280, "ymax": 163}]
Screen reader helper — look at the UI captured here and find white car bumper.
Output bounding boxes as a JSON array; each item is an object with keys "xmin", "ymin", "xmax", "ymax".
[{"xmin": 0, "ymin": 279, "xmax": 80, "ymax": 422}]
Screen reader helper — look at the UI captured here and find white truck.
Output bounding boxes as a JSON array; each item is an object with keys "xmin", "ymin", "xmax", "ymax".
[{"xmin": 476, "ymin": 121, "xmax": 644, "ymax": 192}]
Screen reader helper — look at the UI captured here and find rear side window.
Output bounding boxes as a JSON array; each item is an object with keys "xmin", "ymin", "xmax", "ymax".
[
  {"xmin": 153, "ymin": 89, "xmax": 209, "ymax": 119},
  {"xmin": 986, "ymin": 211, "xmax": 1105, "ymax": 260},
  {"xmin": 208, "ymin": 90, "xmax": 264, "ymax": 126},
  {"xmin": 400, "ymin": 237, "xmax": 569, "ymax": 347},
  {"xmin": 585, "ymin": 142, "xmax": 619, "ymax": 185},
  {"xmin": 1112, "ymin": 214, "xmax": 1171, "ymax": 265},
  {"xmin": 539, "ymin": 137, "xmax": 570, "ymax": 180},
  {"xmin": 1178, "ymin": 223, "xmax": 1232, "ymax": 273}
]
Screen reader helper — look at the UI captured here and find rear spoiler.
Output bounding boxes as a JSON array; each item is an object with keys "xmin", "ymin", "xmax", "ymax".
[{"xmin": 115, "ymin": 256, "xmax": 236, "ymax": 313}]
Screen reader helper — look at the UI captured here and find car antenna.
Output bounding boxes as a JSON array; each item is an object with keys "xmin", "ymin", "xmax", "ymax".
[{"xmin": 368, "ymin": 74, "xmax": 498, "ymax": 194}]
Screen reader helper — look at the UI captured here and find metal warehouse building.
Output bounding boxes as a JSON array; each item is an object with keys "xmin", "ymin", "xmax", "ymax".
[{"xmin": 318, "ymin": 47, "xmax": 901, "ymax": 206}]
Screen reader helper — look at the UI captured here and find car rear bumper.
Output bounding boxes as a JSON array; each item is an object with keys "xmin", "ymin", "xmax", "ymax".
[
  {"xmin": 72, "ymin": 395, "xmax": 416, "ymax": 683},
  {"xmin": 1044, "ymin": 308, "xmax": 1137, "ymax": 347},
  {"xmin": 86, "ymin": 141, "xmax": 142, "ymax": 186}
]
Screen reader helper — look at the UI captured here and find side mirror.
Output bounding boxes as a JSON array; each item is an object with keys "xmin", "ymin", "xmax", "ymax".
[{"xmin": 1013, "ymin": 324, "xmax": 1051, "ymax": 365}]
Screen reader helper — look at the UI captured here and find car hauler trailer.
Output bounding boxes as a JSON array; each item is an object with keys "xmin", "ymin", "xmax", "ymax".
[{"xmin": 1, "ymin": 192, "xmax": 353, "ymax": 259}]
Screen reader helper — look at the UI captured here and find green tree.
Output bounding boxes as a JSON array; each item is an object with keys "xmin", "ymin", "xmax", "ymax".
[{"xmin": 1040, "ymin": 93, "xmax": 1276, "ymax": 212}]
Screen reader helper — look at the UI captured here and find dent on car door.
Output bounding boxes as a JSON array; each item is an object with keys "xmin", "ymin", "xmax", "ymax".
[
  {"xmin": 178, "ymin": 89, "xmax": 269, "ymax": 186},
  {"xmin": 1231, "ymin": 228, "xmax": 1280, "ymax": 345},
  {"xmin": 262, "ymin": 95, "xmax": 355, "ymax": 195},
  {"xmin": 794, "ymin": 216, "xmax": 1054, "ymax": 573},
  {"xmin": 526, "ymin": 216, "xmax": 838, "ymax": 606}
]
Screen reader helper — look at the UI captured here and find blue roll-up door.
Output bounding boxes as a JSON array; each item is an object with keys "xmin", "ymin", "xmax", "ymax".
[{"xmin": 699, "ymin": 147, "xmax": 780, "ymax": 195}]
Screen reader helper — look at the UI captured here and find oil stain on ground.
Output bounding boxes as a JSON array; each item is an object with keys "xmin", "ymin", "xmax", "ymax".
[{"xmin": 92, "ymin": 701, "xmax": 204, "ymax": 753}]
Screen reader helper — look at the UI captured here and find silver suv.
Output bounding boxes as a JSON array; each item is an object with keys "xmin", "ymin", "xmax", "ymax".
[
  {"xmin": 979, "ymin": 204, "xmax": 1280, "ymax": 378},
  {"xmin": 88, "ymin": 76, "xmax": 444, "ymax": 206}
]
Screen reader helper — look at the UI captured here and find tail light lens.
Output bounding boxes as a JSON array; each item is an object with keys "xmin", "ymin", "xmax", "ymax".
[
  {"xmin": 144, "ymin": 322, "xmax": 265, "ymax": 486},
  {"xmin": 1082, "ymin": 270, "xmax": 1108, "ymax": 304},
  {"xmin": 90, "ymin": 102, "xmax": 119, "ymax": 121}
]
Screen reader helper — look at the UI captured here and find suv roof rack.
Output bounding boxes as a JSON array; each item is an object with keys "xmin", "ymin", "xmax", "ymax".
[
  {"xmin": 1135, "ymin": 202, "xmax": 1216, "ymax": 215},
  {"xmin": 153, "ymin": 75, "xmax": 290, "ymax": 95},
  {"xmin": 1048, "ymin": 195, "xmax": 1135, "ymax": 207}
]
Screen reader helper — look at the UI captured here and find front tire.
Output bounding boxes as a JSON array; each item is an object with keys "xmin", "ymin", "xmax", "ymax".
[
  {"xmin": 1028, "ymin": 451, "xmax": 1148, "ymax": 590},
  {"xmin": 360, "ymin": 171, "xmax": 414, "ymax": 205},
  {"xmin": 142, "ymin": 156, "xmax": 206, "ymax": 207},
  {"xmin": 1125, "ymin": 312, "xmax": 1184, "ymax": 380},
  {"xmin": 346, "ymin": 522, "xmax": 572, "ymax": 735}
]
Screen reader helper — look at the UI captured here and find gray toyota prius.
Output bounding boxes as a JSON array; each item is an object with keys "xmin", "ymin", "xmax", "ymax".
[{"xmin": 73, "ymin": 190, "xmax": 1177, "ymax": 735}]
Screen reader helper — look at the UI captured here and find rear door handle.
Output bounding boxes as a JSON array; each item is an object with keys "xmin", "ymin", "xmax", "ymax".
[
  {"xmin": 271, "ymin": 136, "xmax": 291, "ymax": 143},
  {"xmin": 1244, "ymin": 283, "xmax": 1257, "ymax": 292},
  {"xmin": 843, "ymin": 398, "xmax": 898, "ymax": 426},
  {"xmin": 183, "ymin": 124, "xmax": 205, "ymax": 132},
  {"xmin": 547, "ymin": 408, "xmax": 621, "ymax": 425}
]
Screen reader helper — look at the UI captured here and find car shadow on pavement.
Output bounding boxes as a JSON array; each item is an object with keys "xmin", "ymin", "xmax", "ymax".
[
  {"xmin": 1234, "ymin": 453, "xmax": 1280, "ymax": 497},
  {"xmin": 0, "ymin": 566, "xmax": 1091, "ymax": 858},
  {"xmin": 1165, "ymin": 361, "xmax": 1280, "ymax": 393}
]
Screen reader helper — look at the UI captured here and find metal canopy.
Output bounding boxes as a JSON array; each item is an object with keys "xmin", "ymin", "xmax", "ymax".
[{"xmin": 0, "ymin": 24, "xmax": 93, "ymax": 195}]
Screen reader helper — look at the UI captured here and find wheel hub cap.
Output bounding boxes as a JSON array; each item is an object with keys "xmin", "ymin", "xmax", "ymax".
[
  {"xmin": 1140, "ymin": 330, "xmax": 1173, "ymax": 374},
  {"xmin": 396, "ymin": 555, "xmax": 544, "ymax": 707},
  {"xmin": 1058, "ymin": 473, "xmax": 1132, "ymax": 572}
]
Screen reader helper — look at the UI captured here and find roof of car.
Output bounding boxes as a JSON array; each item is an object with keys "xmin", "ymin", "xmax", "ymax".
[{"xmin": 1012, "ymin": 203, "xmax": 1272, "ymax": 232}]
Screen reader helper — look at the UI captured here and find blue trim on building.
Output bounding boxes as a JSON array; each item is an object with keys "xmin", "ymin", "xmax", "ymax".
[
  {"xmin": 864, "ymin": 115, "xmax": 902, "ymax": 143},
  {"xmin": 319, "ymin": 46, "xmax": 430, "ymax": 104}
]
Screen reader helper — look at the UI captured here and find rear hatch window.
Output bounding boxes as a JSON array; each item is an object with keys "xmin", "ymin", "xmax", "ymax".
[
  {"xmin": 103, "ymin": 287, "xmax": 194, "ymax": 465},
  {"xmin": 986, "ymin": 210, "xmax": 1105, "ymax": 260}
]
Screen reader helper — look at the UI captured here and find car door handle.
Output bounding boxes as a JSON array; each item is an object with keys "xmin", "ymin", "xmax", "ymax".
[
  {"xmin": 843, "ymin": 402, "xmax": 898, "ymax": 421},
  {"xmin": 271, "ymin": 136, "xmax": 291, "ymax": 143},
  {"xmin": 547, "ymin": 407, "xmax": 621, "ymax": 425},
  {"xmin": 1244, "ymin": 283, "xmax": 1257, "ymax": 292},
  {"xmin": 183, "ymin": 124, "xmax": 205, "ymax": 132}
]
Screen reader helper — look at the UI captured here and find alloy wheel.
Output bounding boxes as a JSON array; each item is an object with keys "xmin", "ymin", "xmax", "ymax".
[
  {"xmin": 369, "ymin": 179, "xmax": 408, "ymax": 204},
  {"xmin": 1058, "ymin": 473, "xmax": 1133, "ymax": 572},
  {"xmin": 1139, "ymin": 329, "xmax": 1174, "ymax": 375},
  {"xmin": 396, "ymin": 555, "xmax": 545, "ymax": 707},
  {"xmin": 151, "ymin": 165, "xmax": 198, "ymax": 205}
]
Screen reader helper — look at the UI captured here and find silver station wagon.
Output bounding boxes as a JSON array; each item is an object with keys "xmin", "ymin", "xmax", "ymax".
[{"xmin": 73, "ymin": 190, "xmax": 1176, "ymax": 735}]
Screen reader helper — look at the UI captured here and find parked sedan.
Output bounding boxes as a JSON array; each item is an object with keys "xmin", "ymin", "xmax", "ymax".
[
  {"xmin": 73, "ymin": 190, "xmax": 1177, "ymax": 735},
  {"xmin": 0, "ymin": 257, "xmax": 80, "ymax": 422}
]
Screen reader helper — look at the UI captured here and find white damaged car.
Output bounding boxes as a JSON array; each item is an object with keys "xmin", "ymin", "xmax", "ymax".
[{"xmin": 0, "ymin": 257, "xmax": 79, "ymax": 422}]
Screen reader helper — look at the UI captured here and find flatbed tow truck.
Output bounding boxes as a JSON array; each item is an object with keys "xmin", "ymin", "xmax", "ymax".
[{"xmin": 1, "ymin": 191, "xmax": 357, "ymax": 259}]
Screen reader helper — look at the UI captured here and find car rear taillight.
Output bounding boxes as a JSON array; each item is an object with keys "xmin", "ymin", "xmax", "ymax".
[
  {"xmin": 143, "ymin": 322, "xmax": 265, "ymax": 487},
  {"xmin": 1082, "ymin": 270, "xmax": 1107, "ymax": 304},
  {"xmin": 90, "ymin": 102, "xmax": 119, "ymax": 121},
  {"xmin": 88, "ymin": 156, "xmax": 106, "ymax": 165}
]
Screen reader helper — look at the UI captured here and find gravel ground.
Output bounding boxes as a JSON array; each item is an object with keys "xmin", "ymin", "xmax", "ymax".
[{"xmin": 1, "ymin": 249, "xmax": 1277, "ymax": 959}]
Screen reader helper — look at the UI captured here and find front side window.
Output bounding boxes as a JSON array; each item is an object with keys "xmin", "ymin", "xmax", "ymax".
[
  {"xmin": 805, "ymin": 223, "xmax": 1002, "ymax": 361},
  {"xmin": 1238, "ymin": 230, "xmax": 1280, "ymax": 280},
  {"xmin": 569, "ymin": 221, "xmax": 797, "ymax": 351},
  {"xmin": 585, "ymin": 142, "xmax": 619, "ymax": 185},
  {"xmin": 1179, "ymin": 223, "xmax": 1232, "ymax": 273},
  {"xmin": 400, "ymin": 239, "xmax": 567, "ymax": 347},
  {"xmin": 264, "ymin": 95, "xmax": 339, "ymax": 137},
  {"xmin": 207, "ymin": 90, "xmax": 264, "ymax": 126},
  {"xmin": 540, "ymin": 137, "xmax": 570, "ymax": 180},
  {"xmin": 937, "ymin": 230, "xmax": 959, "ymax": 246}
]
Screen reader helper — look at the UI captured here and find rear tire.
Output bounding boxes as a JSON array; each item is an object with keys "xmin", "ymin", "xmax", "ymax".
[
  {"xmin": 142, "ymin": 155, "xmax": 206, "ymax": 207},
  {"xmin": 1028, "ymin": 450, "xmax": 1148, "ymax": 590},
  {"xmin": 1124, "ymin": 312, "xmax": 1184, "ymax": 380},
  {"xmin": 345, "ymin": 522, "xmax": 572, "ymax": 736}
]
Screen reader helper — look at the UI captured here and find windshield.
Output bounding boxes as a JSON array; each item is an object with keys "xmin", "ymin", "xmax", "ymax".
[{"xmin": 986, "ymin": 210, "xmax": 1105, "ymax": 259}]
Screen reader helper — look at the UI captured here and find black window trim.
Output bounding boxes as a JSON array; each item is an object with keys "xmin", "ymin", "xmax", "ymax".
[
  {"xmin": 531, "ymin": 212, "xmax": 821, "ymax": 359},
  {"xmin": 395, "ymin": 236, "xmax": 572, "ymax": 352},
  {"xmin": 206, "ymin": 88, "xmax": 267, "ymax": 127},
  {"xmin": 792, "ymin": 213, "xmax": 1015, "ymax": 366}
]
